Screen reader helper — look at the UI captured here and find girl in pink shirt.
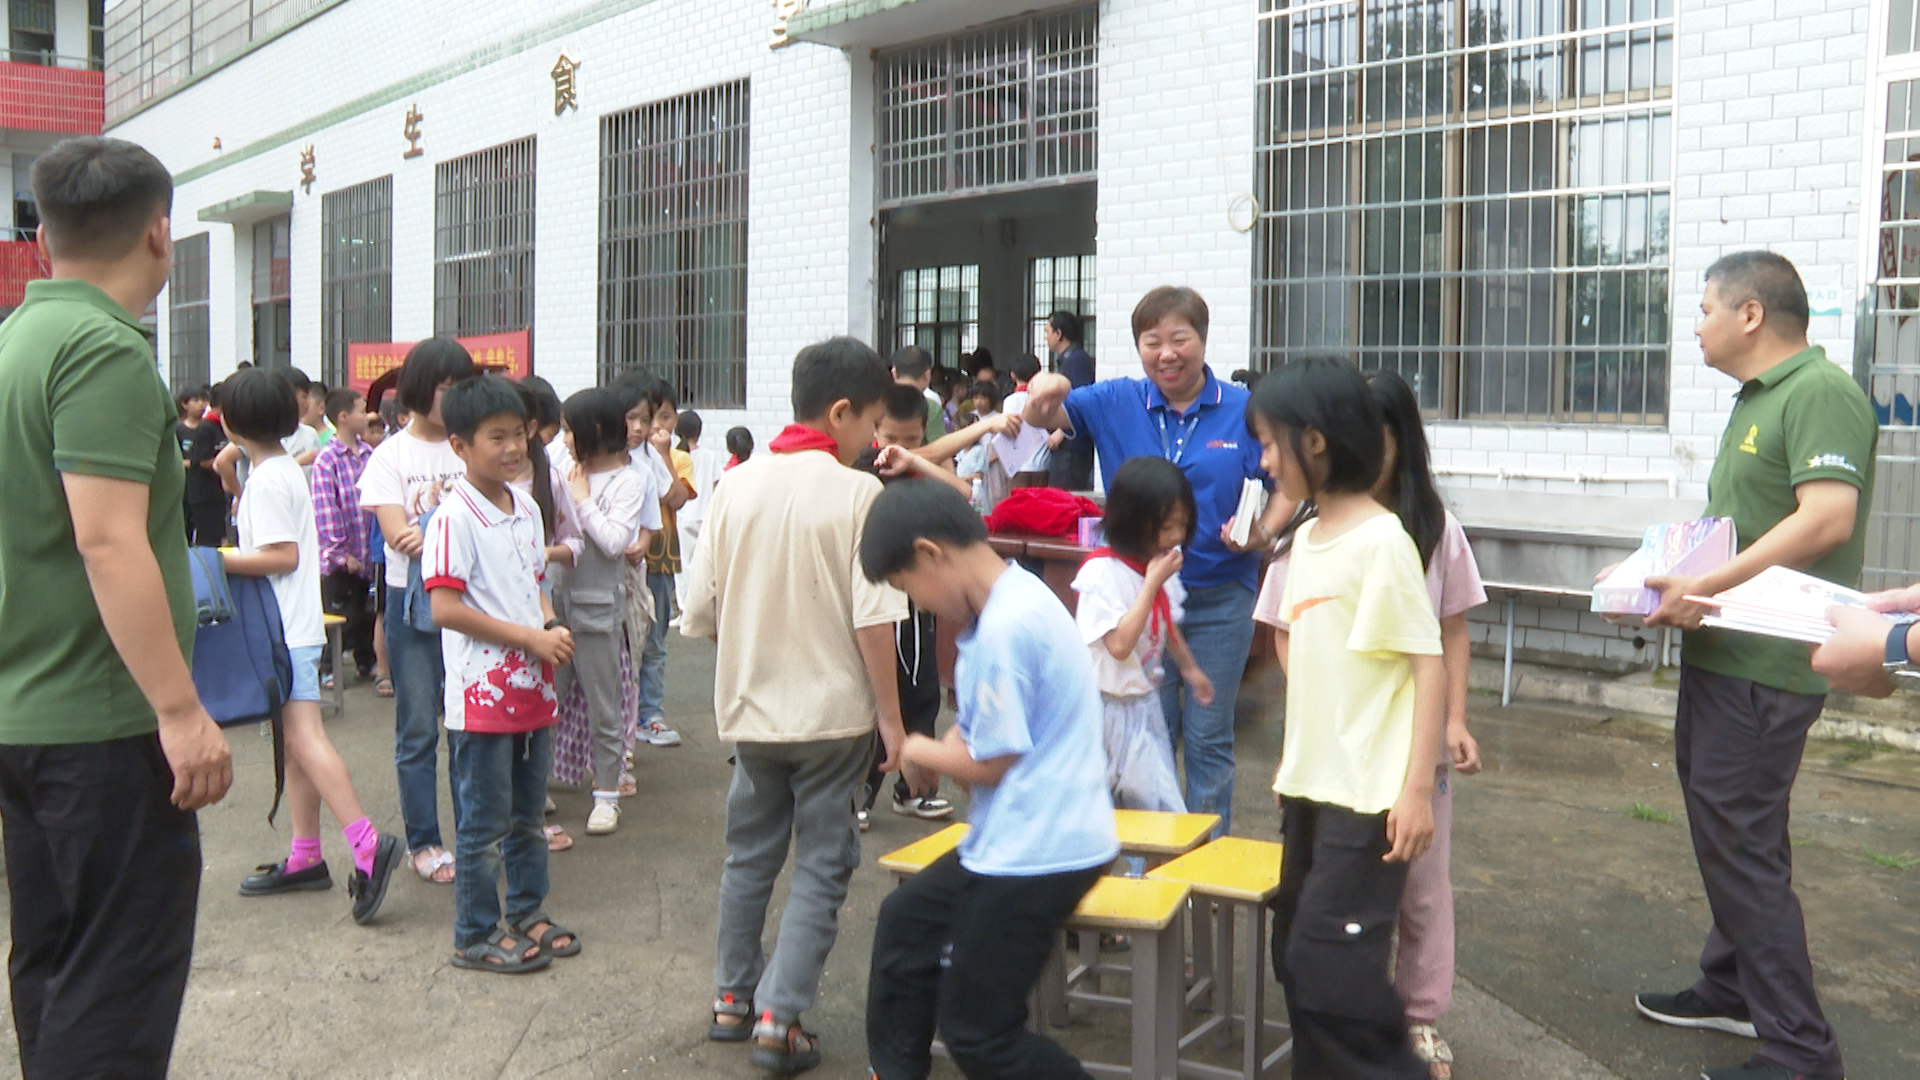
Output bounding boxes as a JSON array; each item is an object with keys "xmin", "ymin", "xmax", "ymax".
[{"xmin": 1254, "ymin": 371, "xmax": 1487, "ymax": 1079}]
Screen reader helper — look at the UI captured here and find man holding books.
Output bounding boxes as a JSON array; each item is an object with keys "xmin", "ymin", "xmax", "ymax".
[{"xmin": 1635, "ymin": 252, "xmax": 1875, "ymax": 1080}]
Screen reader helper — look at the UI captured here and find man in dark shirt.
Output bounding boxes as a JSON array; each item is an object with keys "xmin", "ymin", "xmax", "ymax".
[
  {"xmin": 174, "ymin": 384, "xmax": 227, "ymax": 545},
  {"xmin": 1045, "ymin": 310, "xmax": 1096, "ymax": 490}
]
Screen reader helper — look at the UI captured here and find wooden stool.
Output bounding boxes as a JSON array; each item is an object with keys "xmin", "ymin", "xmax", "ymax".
[
  {"xmin": 1149, "ymin": 837, "xmax": 1293, "ymax": 1078},
  {"xmin": 1064, "ymin": 876, "xmax": 1191, "ymax": 1080},
  {"xmin": 321, "ymin": 613, "xmax": 347, "ymax": 718},
  {"xmin": 876, "ymin": 823, "xmax": 969, "ymax": 886}
]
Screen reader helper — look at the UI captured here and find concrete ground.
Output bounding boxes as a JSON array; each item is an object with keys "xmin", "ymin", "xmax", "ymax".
[{"xmin": 0, "ymin": 641, "xmax": 1914, "ymax": 1079}]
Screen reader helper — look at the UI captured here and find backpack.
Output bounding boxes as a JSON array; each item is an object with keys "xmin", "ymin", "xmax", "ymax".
[{"xmin": 187, "ymin": 547, "xmax": 291, "ymax": 821}]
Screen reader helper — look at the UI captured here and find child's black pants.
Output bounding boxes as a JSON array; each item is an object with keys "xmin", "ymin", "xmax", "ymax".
[
  {"xmin": 321, "ymin": 569, "xmax": 376, "ymax": 675},
  {"xmin": 868, "ymin": 850, "xmax": 1101, "ymax": 1080},
  {"xmin": 1271, "ymin": 798, "xmax": 1426, "ymax": 1080}
]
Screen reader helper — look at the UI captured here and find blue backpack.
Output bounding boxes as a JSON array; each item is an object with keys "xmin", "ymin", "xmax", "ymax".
[{"xmin": 187, "ymin": 547, "xmax": 292, "ymax": 820}]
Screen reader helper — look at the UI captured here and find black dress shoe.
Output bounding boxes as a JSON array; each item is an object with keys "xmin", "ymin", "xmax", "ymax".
[{"xmin": 239, "ymin": 860, "xmax": 333, "ymax": 896}]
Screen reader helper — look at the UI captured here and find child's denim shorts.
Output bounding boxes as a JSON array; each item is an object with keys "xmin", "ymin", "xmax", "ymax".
[{"xmin": 289, "ymin": 645, "xmax": 323, "ymax": 703}]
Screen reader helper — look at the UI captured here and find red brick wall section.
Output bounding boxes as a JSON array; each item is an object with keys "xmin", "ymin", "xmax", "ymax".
[
  {"xmin": 0, "ymin": 63, "xmax": 103, "ymax": 136},
  {"xmin": 0, "ymin": 241, "xmax": 49, "ymax": 308}
]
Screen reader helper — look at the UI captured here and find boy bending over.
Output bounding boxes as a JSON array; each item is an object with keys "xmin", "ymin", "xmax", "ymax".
[{"xmin": 860, "ymin": 479, "xmax": 1119, "ymax": 1080}]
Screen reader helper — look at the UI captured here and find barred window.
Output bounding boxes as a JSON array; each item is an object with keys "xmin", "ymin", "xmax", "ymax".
[
  {"xmin": 321, "ymin": 176, "xmax": 393, "ymax": 388},
  {"xmin": 1029, "ymin": 253, "xmax": 1095, "ymax": 360},
  {"xmin": 1865, "ymin": 75, "xmax": 1920, "ymax": 589},
  {"xmin": 435, "ymin": 137, "xmax": 535, "ymax": 347},
  {"xmin": 877, "ymin": 6, "xmax": 1097, "ymax": 206},
  {"xmin": 168, "ymin": 231, "xmax": 208, "ymax": 392},
  {"xmin": 894, "ymin": 264, "xmax": 979, "ymax": 370},
  {"xmin": 103, "ymin": 0, "xmax": 330, "ymax": 121},
  {"xmin": 598, "ymin": 80, "xmax": 748, "ymax": 409},
  {"xmin": 1253, "ymin": 0, "xmax": 1674, "ymax": 424}
]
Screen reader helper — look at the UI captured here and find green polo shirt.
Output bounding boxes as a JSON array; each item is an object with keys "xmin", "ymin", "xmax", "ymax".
[
  {"xmin": 0, "ymin": 279, "xmax": 195, "ymax": 744},
  {"xmin": 1684, "ymin": 345, "xmax": 1879, "ymax": 695}
]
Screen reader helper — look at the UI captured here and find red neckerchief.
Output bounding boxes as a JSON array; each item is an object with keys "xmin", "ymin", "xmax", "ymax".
[
  {"xmin": 724, "ymin": 454, "xmax": 739, "ymax": 471},
  {"xmin": 1014, "ymin": 382, "xmax": 1029, "ymax": 392},
  {"xmin": 768, "ymin": 424, "xmax": 840, "ymax": 455},
  {"xmin": 1085, "ymin": 547, "xmax": 1171, "ymax": 642}
]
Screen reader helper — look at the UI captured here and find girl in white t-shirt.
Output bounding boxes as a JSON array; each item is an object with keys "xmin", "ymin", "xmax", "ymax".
[
  {"xmin": 357, "ymin": 339, "xmax": 475, "ymax": 885},
  {"xmin": 1071, "ymin": 457, "xmax": 1213, "ymax": 818},
  {"xmin": 219, "ymin": 369, "xmax": 401, "ymax": 924},
  {"xmin": 555, "ymin": 389, "xmax": 656, "ymax": 837}
]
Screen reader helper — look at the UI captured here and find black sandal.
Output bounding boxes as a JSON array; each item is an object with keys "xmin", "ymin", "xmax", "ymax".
[
  {"xmin": 510, "ymin": 910, "xmax": 581, "ymax": 958},
  {"xmin": 450, "ymin": 927, "xmax": 550, "ymax": 974},
  {"xmin": 749, "ymin": 1011, "xmax": 823, "ymax": 1074},
  {"xmin": 710, "ymin": 992, "xmax": 754, "ymax": 1042}
]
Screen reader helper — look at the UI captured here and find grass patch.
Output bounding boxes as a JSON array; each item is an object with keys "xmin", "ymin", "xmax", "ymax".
[
  {"xmin": 1629, "ymin": 801, "xmax": 1674, "ymax": 824},
  {"xmin": 1829, "ymin": 740, "xmax": 1879, "ymax": 768},
  {"xmin": 1863, "ymin": 847, "xmax": 1920, "ymax": 871}
]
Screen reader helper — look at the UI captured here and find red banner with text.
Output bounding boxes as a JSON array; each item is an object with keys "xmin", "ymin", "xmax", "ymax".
[{"xmin": 347, "ymin": 331, "xmax": 530, "ymax": 395}]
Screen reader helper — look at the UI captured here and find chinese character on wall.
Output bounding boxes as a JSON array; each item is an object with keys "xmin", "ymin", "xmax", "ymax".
[
  {"xmin": 403, "ymin": 105, "xmax": 425, "ymax": 159},
  {"xmin": 552, "ymin": 53, "xmax": 580, "ymax": 116},
  {"xmin": 299, "ymin": 145, "xmax": 316, "ymax": 193},
  {"xmin": 770, "ymin": 0, "xmax": 806, "ymax": 48}
]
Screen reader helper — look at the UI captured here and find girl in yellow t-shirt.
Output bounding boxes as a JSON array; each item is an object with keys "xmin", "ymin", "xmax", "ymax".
[{"xmin": 1247, "ymin": 356, "xmax": 1445, "ymax": 1080}]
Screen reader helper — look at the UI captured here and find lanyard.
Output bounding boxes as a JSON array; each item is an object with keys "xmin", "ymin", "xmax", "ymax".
[{"xmin": 1157, "ymin": 406, "xmax": 1203, "ymax": 466}]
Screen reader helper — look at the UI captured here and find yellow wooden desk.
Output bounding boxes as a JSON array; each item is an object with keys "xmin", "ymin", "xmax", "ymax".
[
  {"xmin": 1114, "ymin": 809, "xmax": 1220, "ymax": 862},
  {"xmin": 876, "ymin": 823, "xmax": 968, "ymax": 884},
  {"xmin": 321, "ymin": 613, "xmax": 346, "ymax": 718},
  {"xmin": 1149, "ymin": 838, "xmax": 1292, "ymax": 1079},
  {"xmin": 1063, "ymin": 876, "xmax": 1192, "ymax": 1080}
]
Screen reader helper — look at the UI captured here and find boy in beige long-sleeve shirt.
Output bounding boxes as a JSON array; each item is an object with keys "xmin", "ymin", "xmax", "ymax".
[{"xmin": 681, "ymin": 336, "xmax": 908, "ymax": 1075}]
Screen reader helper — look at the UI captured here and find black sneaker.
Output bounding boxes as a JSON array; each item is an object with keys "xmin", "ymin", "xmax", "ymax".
[
  {"xmin": 1636, "ymin": 988, "xmax": 1758, "ymax": 1038},
  {"xmin": 240, "ymin": 859, "xmax": 333, "ymax": 896},
  {"xmin": 348, "ymin": 834, "xmax": 402, "ymax": 925},
  {"xmin": 891, "ymin": 793, "xmax": 955, "ymax": 820},
  {"xmin": 1702, "ymin": 1055, "xmax": 1843, "ymax": 1080}
]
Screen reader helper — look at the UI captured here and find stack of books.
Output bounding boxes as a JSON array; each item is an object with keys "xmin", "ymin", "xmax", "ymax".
[
  {"xmin": 1591, "ymin": 517, "xmax": 1737, "ymax": 616},
  {"xmin": 1686, "ymin": 565, "xmax": 1917, "ymax": 644}
]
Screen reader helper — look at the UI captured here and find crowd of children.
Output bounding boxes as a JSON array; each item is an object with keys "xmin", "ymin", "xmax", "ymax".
[{"xmin": 180, "ymin": 318, "xmax": 1491, "ymax": 1079}]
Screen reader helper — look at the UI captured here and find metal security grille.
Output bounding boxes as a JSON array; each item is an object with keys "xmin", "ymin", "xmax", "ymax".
[
  {"xmin": 168, "ymin": 231, "xmax": 209, "ymax": 392},
  {"xmin": 321, "ymin": 176, "xmax": 393, "ymax": 388},
  {"xmin": 103, "ymin": 0, "xmax": 330, "ymax": 121},
  {"xmin": 1865, "ymin": 78, "xmax": 1920, "ymax": 589},
  {"xmin": 1253, "ymin": 0, "xmax": 1674, "ymax": 424},
  {"xmin": 1030, "ymin": 253, "xmax": 1095, "ymax": 359},
  {"xmin": 877, "ymin": 6, "xmax": 1097, "ymax": 206},
  {"xmin": 598, "ymin": 80, "xmax": 749, "ymax": 409},
  {"xmin": 895, "ymin": 264, "xmax": 979, "ymax": 369},
  {"xmin": 435, "ymin": 137, "xmax": 535, "ymax": 346},
  {"xmin": 1894, "ymin": 0, "xmax": 1920, "ymax": 57}
]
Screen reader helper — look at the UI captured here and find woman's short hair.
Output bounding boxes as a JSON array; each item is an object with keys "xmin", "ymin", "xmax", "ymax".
[{"xmin": 1131, "ymin": 286, "xmax": 1210, "ymax": 343}]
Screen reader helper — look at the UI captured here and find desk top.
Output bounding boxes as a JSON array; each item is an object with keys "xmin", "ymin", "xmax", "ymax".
[
  {"xmin": 1147, "ymin": 837, "xmax": 1283, "ymax": 902},
  {"xmin": 1069, "ymin": 876, "xmax": 1191, "ymax": 931},
  {"xmin": 323, "ymin": 613, "xmax": 346, "ymax": 626},
  {"xmin": 876, "ymin": 823, "xmax": 969, "ymax": 874},
  {"xmin": 1114, "ymin": 810, "xmax": 1220, "ymax": 855}
]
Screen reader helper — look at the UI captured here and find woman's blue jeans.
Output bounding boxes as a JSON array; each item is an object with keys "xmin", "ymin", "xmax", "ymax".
[
  {"xmin": 386, "ymin": 588, "xmax": 460, "ymax": 853},
  {"xmin": 1157, "ymin": 581, "xmax": 1256, "ymax": 835}
]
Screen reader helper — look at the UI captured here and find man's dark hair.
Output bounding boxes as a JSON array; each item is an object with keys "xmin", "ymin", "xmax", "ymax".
[
  {"xmin": 441, "ymin": 375, "xmax": 526, "ymax": 442},
  {"xmin": 791, "ymin": 336, "xmax": 893, "ymax": 421},
  {"xmin": 562, "ymin": 387, "xmax": 630, "ymax": 460},
  {"xmin": 220, "ymin": 368, "xmax": 301, "ymax": 443},
  {"xmin": 1104, "ymin": 456, "xmax": 1198, "ymax": 562},
  {"xmin": 968, "ymin": 379, "xmax": 1002, "ymax": 414},
  {"xmin": 1705, "ymin": 250, "xmax": 1810, "ymax": 338},
  {"xmin": 726, "ymin": 426, "xmax": 754, "ymax": 460},
  {"xmin": 1131, "ymin": 285, "xmax": 1211, "ymax": 343},
  {"xmin": 882, "ymin": 383, "xmax": 927, "ymax": 423},
  {"xmin": 1047, "ymin": 309, "xmax": 1084, "ymax": 345},
  {"xmin": 30, "ymin": 137, "xmax": 173, "ymax": 261},
  {"xmin": 324, "ymin": 386, "xmax": 364, "ymax": 424},
  {"xmin": 1010, "ymin": 352, "xmax": 1043, "ymax": 383},
  {"xmin": 892, "ymin": 345, "xmax": 933, "ymax": 381},
  {"xmin": 397, "ymin": 337, "xmax": 477, "ymax": 415},
  {"xmin": 676, "ymin": 409, "xmax": 703, "ymax": 448},
  {"xmin": 860, "ymin": 479, "xmax": 990, "ymax": 582}
]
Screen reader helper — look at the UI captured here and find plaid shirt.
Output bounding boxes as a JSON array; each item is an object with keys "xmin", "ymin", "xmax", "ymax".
[{"xmin": 311, "ymin": 436, "xmax": 373, "ymax": 575}]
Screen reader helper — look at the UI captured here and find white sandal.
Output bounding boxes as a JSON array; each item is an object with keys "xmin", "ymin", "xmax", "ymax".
[
  {"xmin": 411, "ymin": 846, "xmax": 455, "ymax": 884},
  {"xmin": 1408, "ymin": 1024, "xmax": 1453, "ymax": 1080}
]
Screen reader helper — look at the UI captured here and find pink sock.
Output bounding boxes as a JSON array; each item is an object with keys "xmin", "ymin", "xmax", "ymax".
[
  {"xmin": 286, "ymin": 836, "xmax": 323, "ymax": 873},
  {"xmin": 343, "ymin": 818, "xmax": 378, "ymax": 877}
]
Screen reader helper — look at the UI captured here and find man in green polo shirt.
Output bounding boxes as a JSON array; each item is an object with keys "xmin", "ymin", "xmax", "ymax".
[
  {"xmin": 0, "ymin": 137, "xmax": 232, "ymax": 1078},
  {"xmin": 1635, "ymin": 252, "xmax": 1868, "ymax": 1080}
]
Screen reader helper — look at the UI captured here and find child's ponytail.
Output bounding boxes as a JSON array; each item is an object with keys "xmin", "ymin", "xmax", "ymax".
[{"xmin": 1364, "ymin": 371, "xmax": 1446, "ymax": 569}]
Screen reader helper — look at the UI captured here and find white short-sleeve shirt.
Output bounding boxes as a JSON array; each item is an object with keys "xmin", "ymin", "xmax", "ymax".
[
  {"xmin": 1071, "ymin": 555, "xmax": 1188, "ymax": 698},
  {"xmin": 236, "ymin": 453, "xmax": 325, "ymax": 649},
  {"xmin": 358, "ymin": 428, "xmax": 467, "ymax": 588},
  {"xmin": 421, "ymin": 478, "xmax": 557, "ymax": 734}
]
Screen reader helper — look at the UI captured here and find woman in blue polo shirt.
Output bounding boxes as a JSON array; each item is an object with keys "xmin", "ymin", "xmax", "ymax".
[{"xmin": 1025, "ymin": 286, "xmax": 1295, "ymax": 834}]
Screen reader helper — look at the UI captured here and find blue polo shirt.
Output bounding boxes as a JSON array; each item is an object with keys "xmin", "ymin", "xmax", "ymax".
[{"xmin": 1063, "ymin": 368, "xmax": 1265, "ymax": 592}]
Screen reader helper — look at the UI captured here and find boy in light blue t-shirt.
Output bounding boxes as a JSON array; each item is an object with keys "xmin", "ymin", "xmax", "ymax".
[{"xmin": 857, "ymin": 478, "xmax": 1117, "ymax": 1080}]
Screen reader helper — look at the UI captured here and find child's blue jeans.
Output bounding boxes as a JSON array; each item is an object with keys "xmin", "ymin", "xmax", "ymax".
[{"xmin": 450, "ymin": 727, "xmax": 552, "ymax": 951}]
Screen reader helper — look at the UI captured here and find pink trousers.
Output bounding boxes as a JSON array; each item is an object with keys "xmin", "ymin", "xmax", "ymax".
[{"xmin": 1395, "ymin": 764, "xmax": 1454, "ymax": 1024}]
